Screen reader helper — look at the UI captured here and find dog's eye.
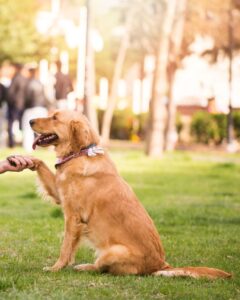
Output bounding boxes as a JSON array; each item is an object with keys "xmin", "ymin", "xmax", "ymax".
[{"xmin": 53, "ymin": 115, "xmax": 57, "ymax": 120}]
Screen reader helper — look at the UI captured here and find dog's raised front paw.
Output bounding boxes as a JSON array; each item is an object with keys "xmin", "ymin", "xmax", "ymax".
[{"xmin": 30, "ymin": 158, "xmax": 44, "ymax": 171}]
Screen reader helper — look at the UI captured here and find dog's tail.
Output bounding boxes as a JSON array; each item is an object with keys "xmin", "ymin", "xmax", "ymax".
[{"xmin": 153, "ymin": 266, "xmax": 231, "ymax": 279}]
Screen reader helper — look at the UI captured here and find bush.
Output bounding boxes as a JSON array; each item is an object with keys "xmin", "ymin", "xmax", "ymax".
[
  {"xmin": 110, "ymin": 109, "xmax": 133, "ymax": 140},
  {"xmin": 212, "ymin": 113, "xmax": 227, "ymax": 143},
  {"xmin": 97, "ymin": 109, "xmax": 183, "ymax": 142},
  {"xmin": 98, "ymin": 109, "xmax": 148, "ymax": 140},
  {"xmin": 137, "ymin": 113, "xmax": 148, "ymax": 140},
  {"xmin": 176, "ymin": 112, "xmax": 183, "ymax": 140},
  {"xmin": 233, "ymin": 111, "xmax": 240, "ymax": 139},
  {"xmin": 190, "ymin": 111, "xmax": 226, "ymax": 144}
]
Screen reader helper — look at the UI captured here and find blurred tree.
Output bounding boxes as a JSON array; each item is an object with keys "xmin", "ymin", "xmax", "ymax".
[
  {"xmin": 184, "ymin": 0, "xmax": 240, "ymax": 53},
  {"xmin": 94, "ymin": 6, "xmax": 122, "ymax": 84},
  {"xmin": 0, "ymin": 0, "xmax": 49, "ymax": 64},
  {"xmin": 146, "ymin": 0, "xmax": 178, "ymax": 157},
  {"xmin": 101, "ymin": 13, "xmax": 130, "ymax": 144},
  {"xmin": 83, "ymin": 0, "xmax": 99, "ymax": 133},
  {"xmin": 164, "ymin": 0, "xmax": 187, "ymax": 151},
  {"xmin": 64, "ymin": 0, "xmax": 240, "ymax": 150},
  {"xmin": 100, "ymin": 0, "xmax": 165, "ymax": 145},
  {"xmin": 184, "ymin": 0, "xmax": 240, "ymax": 148},
  {"xmin": 96, "ymin": 0, "xmax": 181, "ymax": 152},
  {"xmin": 145, "ymin": 0, "xmax": 240, "ymax": 155}
]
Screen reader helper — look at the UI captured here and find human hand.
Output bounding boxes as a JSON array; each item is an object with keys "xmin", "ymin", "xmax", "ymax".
[{"xmin": 0, "ymin": 155, "xmax": 35, "ymax": 173}]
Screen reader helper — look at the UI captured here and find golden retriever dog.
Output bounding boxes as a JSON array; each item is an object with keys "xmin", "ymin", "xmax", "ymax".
[{"xmin": 28, "ymin": 110, "xmax": 231, "ymax": 279}]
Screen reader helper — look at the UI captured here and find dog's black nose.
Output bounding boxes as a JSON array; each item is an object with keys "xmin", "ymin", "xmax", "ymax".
[{"xmin": 29, "ymin": 119, "xmax": 35, "ymax": 126}]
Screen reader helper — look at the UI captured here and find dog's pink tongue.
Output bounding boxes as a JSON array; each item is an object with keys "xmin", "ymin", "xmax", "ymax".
[{"xmin": 32, "ymin": 135, "xmax": 41, "ymax": 150}]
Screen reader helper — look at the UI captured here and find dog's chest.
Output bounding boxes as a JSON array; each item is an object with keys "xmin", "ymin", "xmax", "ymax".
[
  {"xmin": 56, "ymin": 171, "xmax": 81, "ymax": 202},
  {"xmin": 58, "ymin": 171, "xmax": 67, "ymax": 182},
  {"xmin": 56, "ymin": 169, "xmax": 95, "ymax": 203}
]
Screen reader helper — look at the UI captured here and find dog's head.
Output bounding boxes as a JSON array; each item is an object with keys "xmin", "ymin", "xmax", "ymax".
[{"xmin": 30, "ymin": 110, "xmax": 99, "ymax": 156}]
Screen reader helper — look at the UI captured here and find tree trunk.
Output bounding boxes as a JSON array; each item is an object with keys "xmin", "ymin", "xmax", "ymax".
[
  {"xmin": 145, "ymin": 46, "xmax": 165, "ymax": 157},
  {"xmin": 83, "ymin": 0, "xmax": 99, "ymax": 133},
  {"xmin": 146, "ymin": 0, "xmax": 178, "ymax": 157},
  {"xmin": 101, "ymin": 29, "xmax": 129, "ymax": 145},
  {"xmin": 165, "ymin": 0, "xmax": 187, "ymax": 151}
]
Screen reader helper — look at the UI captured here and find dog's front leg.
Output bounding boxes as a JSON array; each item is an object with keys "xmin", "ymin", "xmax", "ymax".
[
  {"xmin": 43, "ymin": 217, "xmax": 82, "ymax": 272},
  {"xmin": 32, "ymin": 159, "xmax": 60, "ymax": 205}
]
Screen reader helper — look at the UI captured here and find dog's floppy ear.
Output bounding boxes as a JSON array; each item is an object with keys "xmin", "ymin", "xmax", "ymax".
[{"xmin": 69, "ymin": 120, "xmax": 99, "ymax": 151}]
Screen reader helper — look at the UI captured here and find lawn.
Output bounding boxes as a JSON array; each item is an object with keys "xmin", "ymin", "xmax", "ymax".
[{"xmin": 0, "ymin": 148, "xmax": 239, "ymax": 300}]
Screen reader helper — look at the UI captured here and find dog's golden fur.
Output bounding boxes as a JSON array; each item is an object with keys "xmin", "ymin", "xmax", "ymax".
[{"xmin": 30, "ymin": 110, "xmax": 231, "ymax": 278}]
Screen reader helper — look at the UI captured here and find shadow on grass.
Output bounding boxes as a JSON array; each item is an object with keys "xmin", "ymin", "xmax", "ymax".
[
  {"xmin": 19, "ymin": 192, "xmax": 37, "ymax": 200},
  {"xmin": 0, "ymin": 276, "xmax": 21, "ymax": 292},
  {"xmin": 0, "ymin": 280, "xmax": 12, "ymax": 292},
  {"xmin": 50, "ymin": 208, "xmax": 63, "ymax": 218},
  {"xmin": 212, "ymin": 192, "xmax": 236, "ymax": 197},
  {"xmin": 213, "ymin": 162, "xmax": 236, "ymax": 170},
  {"xmin": 192, "ymin": 216, "xmax": 240, "ymax": 226}
]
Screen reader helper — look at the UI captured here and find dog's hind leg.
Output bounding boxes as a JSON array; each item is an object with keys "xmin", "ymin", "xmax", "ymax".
[
  {"xmin": 74, "ymin": 245, "xmax": 140, "ymax": 275},
  {"xmin": 74, "ymin": 263, "xmax": 97, "ymax": 272}
]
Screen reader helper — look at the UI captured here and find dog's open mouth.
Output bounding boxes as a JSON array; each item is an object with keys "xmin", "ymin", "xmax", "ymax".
[{"xmin": 32, "ymin": 133, "xmax": 58, "ymax": 150}]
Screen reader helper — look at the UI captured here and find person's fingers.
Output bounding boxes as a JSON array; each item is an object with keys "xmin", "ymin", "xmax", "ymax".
[
  {"xmin": 15, "ymin": 157, "xmax": 27, "ymax": 167},
  {"xmin": 7, "ymin": 155, "xmax": 39, "ymax": 171},
  {"xmin": 9, "ymin": 157, "xmax": 21, "ymax": 168},
  {"xmin": 11, "ymin": 160, "xmax": 25, "ymax": 171},
  {"xmin": 22, "ymin": 157, "xmax": 35, "ymax": 168},
  {"xmin": 14, "ymin": 155, "xmax": 35, "ymax": 165}
]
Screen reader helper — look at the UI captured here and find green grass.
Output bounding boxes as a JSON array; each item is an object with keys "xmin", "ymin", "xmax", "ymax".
[{"xmin": 0, "ymin": 148, "xmax": 240, "ymax": 300}]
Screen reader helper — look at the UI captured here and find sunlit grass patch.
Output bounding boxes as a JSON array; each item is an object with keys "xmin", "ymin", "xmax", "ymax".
[{"xmin": 0, "ymin": 148, "xmax": 239, "ymax": 299}]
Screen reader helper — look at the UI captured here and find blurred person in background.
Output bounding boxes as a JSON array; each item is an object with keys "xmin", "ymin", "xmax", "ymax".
[
  {"xmin": 22, "ymin": 64, "xmax": 48, "ymax": 152},
  {"xmin": 0, "ymin": 63, "xmax": 14, "ymax": 147},
  {"xmin": 0, "ymin": 77, "xmax": 7, "ymax": 147},
  {"xmin": 0, "ymin": 81, "xmax": 7, "ymax": 105},
  {"xmin": 7, "ymin": 63, "xmax": 27, "ymax": 148},
  {"xmin": 54, "ymin": 60, "xmax": 73, "ymax": 109}
]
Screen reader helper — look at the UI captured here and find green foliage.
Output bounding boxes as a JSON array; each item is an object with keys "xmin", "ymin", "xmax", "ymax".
[
  {"xmin": 0, "ymin": 0, "xmax": 49, "ymax": 64},
  {"xmin": 191, "ymin": 112, "xmax": 227, "ymax": 144},
  {"xmin": 95, "ymin": 0, "xmax": 165, "ymax": 82},
  {"xmin": 98, "ymin": 109, "xmax": 148, "ymax": 140},
  {"xmin": 95, "ymin": 5, "xmax": 124, "ymax": 84},
  {"xmin": 191, "ymin": 111, "xmax": 240, "ymax": 144},
  {"xmin": 50, "ymin": 208, "xmax": 63, "ymax": 219},
  {"xmin": 137, "ymin": 112, "xmax": 149, "ymax": 139},
  {"xmin": 98, "ymin": 109, "xmax": 183, "ymax": 142},
  {"xmin": 176, "ymin": 112, "xmax": 183, "ymax": 136},
  {"xmin": 0, "ymin": 148, "xmax": 239, "ymax": 299},
  {"xmin": 233, "ymin": 111, "xmax": 240, "ymax": 138},
  {"xmin": 110, "ymin": 109, "xmax": 133, "ymax": 140},
  {"xmin": 212, "ymin": 113, "xmax": 227, "ymax": 142},
  {"xmin": 128, "ymin": 0, "xmax": 165, "ymax": 49},
  {"xmin": 191, "ymin": 112, "xmax": 217, "ymax": 144},
  {"xmin": 185, "ymin": 0, "xmax": 240, "ymax": 57},
  {"xmin": 98, "ymin": 108, "xmax": 134, "ymax": 140}
]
